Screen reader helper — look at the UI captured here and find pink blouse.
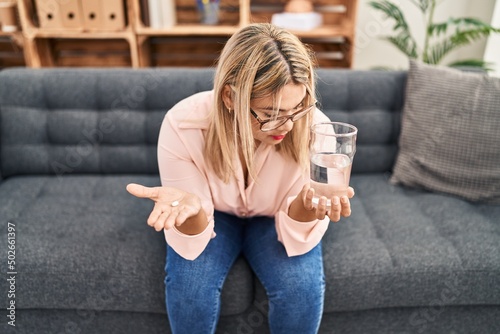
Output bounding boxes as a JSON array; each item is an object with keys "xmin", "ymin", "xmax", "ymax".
[{"xmin": 158, "ymin": 90, "xmax": 331, "ymax": 260}]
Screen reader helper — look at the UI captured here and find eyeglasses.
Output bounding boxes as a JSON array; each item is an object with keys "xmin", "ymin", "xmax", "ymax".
[{"xmin": 250, "ymin": 101, "xmax": 317, "ymax": 132}]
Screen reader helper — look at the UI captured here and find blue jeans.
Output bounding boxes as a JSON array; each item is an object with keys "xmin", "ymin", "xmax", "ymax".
[{"xmin": 165, "ymin": 210, "xmax": 325, "ymax": 334}]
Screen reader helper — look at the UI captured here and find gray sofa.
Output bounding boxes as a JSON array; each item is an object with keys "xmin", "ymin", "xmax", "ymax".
[{"xmin": 0, "ymin": 67, "xmax": 498, "ymax": 334}]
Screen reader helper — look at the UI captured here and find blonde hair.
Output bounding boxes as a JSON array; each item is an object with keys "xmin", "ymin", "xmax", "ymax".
[{"xmin": 205, "ymin": 23, "xmax": 317, "ymax": 183}]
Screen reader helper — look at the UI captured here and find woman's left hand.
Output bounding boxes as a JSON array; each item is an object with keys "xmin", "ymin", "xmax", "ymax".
[{"xmin": 300, "ymin": 183, "xmax": 355, "ymax": 222}]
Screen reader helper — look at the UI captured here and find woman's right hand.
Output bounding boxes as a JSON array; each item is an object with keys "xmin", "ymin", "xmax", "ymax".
[{"xmin": 126, "ymin": 183, "xmax": 203, "ymax": 232}]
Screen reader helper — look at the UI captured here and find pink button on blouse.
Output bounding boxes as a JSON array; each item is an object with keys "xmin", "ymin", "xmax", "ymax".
[{"xmin": 158, "ymin": 91, "xmax": 331, "ymax": 260}]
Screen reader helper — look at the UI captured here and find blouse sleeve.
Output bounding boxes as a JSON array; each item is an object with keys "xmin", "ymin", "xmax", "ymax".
[
  {"xmin": 274, "ymin": 176, "xmax": 330, "ymax": 257},
  {"xmin": 157, "ymin": 112, "xmax": 215, "ymax": 261}
]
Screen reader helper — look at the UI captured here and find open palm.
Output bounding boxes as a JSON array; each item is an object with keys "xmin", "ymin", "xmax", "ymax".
[{"xmin": 126, "ymin": 183, "xmax": 201, "ymax": 231}]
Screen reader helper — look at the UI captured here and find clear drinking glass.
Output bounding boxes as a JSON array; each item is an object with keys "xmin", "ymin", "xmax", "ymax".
[{"xmin": 310, "ymin": 122, "xmax": 357, "ymax": 208}]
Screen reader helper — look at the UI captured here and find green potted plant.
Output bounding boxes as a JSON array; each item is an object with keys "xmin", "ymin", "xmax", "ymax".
[{"xmin": 369, "ymin": 0, "xmax": 500, "ymax": 71}]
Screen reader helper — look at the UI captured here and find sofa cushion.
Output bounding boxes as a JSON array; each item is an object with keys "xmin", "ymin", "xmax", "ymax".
[
  {"xmin": 391, "ymin": 60, "xmax": 500, "ymax": 203},
  {"xmin": 7, "ymin": 174, "xmax": 497, "ymax": 317},
  {"xmin": 0, "ymin": 175, "xmax": 253, "ymax": 316},
  {"xmin": 322, "ymin": 174, "xmax": 500, "ymax": 312}
]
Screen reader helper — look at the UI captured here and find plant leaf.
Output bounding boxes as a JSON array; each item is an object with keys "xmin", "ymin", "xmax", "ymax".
[
  {"xmin": 369, "ymin": 1, "xmax": 412, "ymax": 32},
  {"xmin": 385, "ymin": 35, "xmax": 419, "ymax": 58},
  {"xmin": 450, "ymin": 27, "xmax": 500, "ymax": 45},
  {"xmin": 369, "ymin": 1, "xmax": 500, "ymax": 68},
  {"xmin": 410, "ymin": 0, "xmax": 432, "ymax": 13},
  {"xmin": 427, "ymin": 27, "xmax": 500, "ymax": 64},
  {"xmin": 426, "ymin": 39, "xmax": 454, "ymax": 64},
  {"xmin": 428, "ymin": 17, "xmax": 500, "ymax": 37},
  {"xmin": 369, "ymin": 1, "xmax": 419, "ymax": 57},
  {"xmin": 447, "ymin": 59, "xmax": 493, "ymax": 72}
]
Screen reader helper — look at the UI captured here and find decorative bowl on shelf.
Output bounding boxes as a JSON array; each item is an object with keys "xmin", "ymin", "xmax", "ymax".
[{"xmin": 271, "ymin": 0, "xmax": 323, "ymax": 31}]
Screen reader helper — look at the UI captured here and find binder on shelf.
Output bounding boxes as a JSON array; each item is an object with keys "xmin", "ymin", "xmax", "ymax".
[
  {"xmin": 35, "ymin": 0, "xmax": 126, "ymax": 31},
  {"xmin": 35, "ymin": 0, "xmax": 64, "ymax": 29},
  {"xmin": 35, "ymin": 0, "xmax": 83, "ymax": 29},
  {"xmin": 101, "ymin": 0, "xmax": 126, "ymax": 31},
  {"xmin": 59, "ymin": 0, "xmax": 83, "ymax": 29},
  {"xmin": 80, "ymin": 0, "xmax": 102, "ymax": 30}
]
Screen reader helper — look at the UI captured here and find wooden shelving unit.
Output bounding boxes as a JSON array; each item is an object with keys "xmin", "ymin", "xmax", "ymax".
[
  {"xmin": 5, "ymin": 0, "xmax": 358, "ymax": 68},
  {"xmin": 249, "ymin": 0, "xmax": 357, "ymax": 67},
  {"xmin": 131, "ymin": 0, "xmax": 245, "ymax": 67},
  {"xmin": 0, "ymin": 30, "xmax": 26, "ymax": 68},
  {"xmin": 16, "ymin": 0, "xmax": 138, "ymax": 67},
  {"xmin": 0, "ymin": 0, "xmax": 26, "ymax": 68}
]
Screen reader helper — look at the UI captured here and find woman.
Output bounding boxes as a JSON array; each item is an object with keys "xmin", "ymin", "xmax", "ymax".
[{"xmin": 127, "ymin": 23, "xmax": 354, "ymax": 334}]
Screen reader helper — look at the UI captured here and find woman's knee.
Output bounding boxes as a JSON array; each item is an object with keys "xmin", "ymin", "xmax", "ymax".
[
  {"xmin": 271, "ymin": 270, "xmax": 325, "ymax": 304},
  {"xmin": 165, "ymin": 249, "xmax": 225, "ymax": 299}
]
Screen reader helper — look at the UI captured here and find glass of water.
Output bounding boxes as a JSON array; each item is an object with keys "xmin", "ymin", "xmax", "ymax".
[{"xmin": 310, "ymin": 122, "xmax": 357, "ymax": 208}]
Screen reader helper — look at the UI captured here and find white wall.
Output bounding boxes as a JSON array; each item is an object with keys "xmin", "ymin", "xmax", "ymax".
[
  {"xmin": 353, "ymin": 0, "xmax": 497, "ymax": 70},
  {"xmin": 484, "ymin": 0, "xmax": 500, "ymax": 76}
]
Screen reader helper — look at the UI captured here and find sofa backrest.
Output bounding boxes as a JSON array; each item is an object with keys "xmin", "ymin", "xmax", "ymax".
[
  {"xmin": 316, "ymin": 69, "xmax": 407, "ymax": 174},
  {"xmin": 0, "ymin": 68, "xmax": 214, "ymax": 178},
  {"xmin": 0, "ymin": 68, "xmax": 406, "ymax": 178}
]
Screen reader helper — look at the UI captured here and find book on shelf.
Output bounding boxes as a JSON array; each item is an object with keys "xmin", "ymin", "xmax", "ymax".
[
  {"xmin": 141, "ymin": 0, "xmax": 150, "ymax": 26},
  {"xmin": 144, "ymin": 0, "xmax": 176, "ymax": 28}
]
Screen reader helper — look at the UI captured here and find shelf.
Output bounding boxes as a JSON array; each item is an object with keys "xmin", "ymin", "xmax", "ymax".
[
  {"xmin": 23, "ymin": 37, "xmax": 135, "ymax": 67},
  {"xmin": 15, "ymin": 0, "xmax": 139, "ymax": 67},
  {"xmin": 26, "ymin": 29, "xmax": 134, "ymax": 39},
  {"xmin": 137, "ymin": 34, "xmax": 229, "ymax": 67},
  {"xmin": 0, "ymin": 30, "xmax": 23, "ymax": 47},
  {"xmin": 305, "ymin": 37, "xmax": 351, "ymax": 68},
  {"xmin": 17, "ymin": 0, "xmax": 133, "ymax": 37},
  {"xmin": 132, "ymin": 0, "xmax": 244, "ymax": 33},
  {"xmin": 0, "ymin": 34, "xmax": 25, "ymax": 68},
  {"xmin": 0, "ymin": 0, "xmax": 24, "ymax": 67},
  {"xmin": 250, "ymin": 0, "xmax": 357, "ymax": 39},
  {"xmin": 135, "ymin": 24, "xmax": 240, "ymax": 36},
  {"xmin": 288, "ymin": 24, "xmax": 354, "ymax": 39},
  {"xmin": 0, "ymin": 31, "xmax": 19, "ymax": 36},
  {"xmin": 8, "ymin": 0, "xmax": 358, "ymax": 69}
]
